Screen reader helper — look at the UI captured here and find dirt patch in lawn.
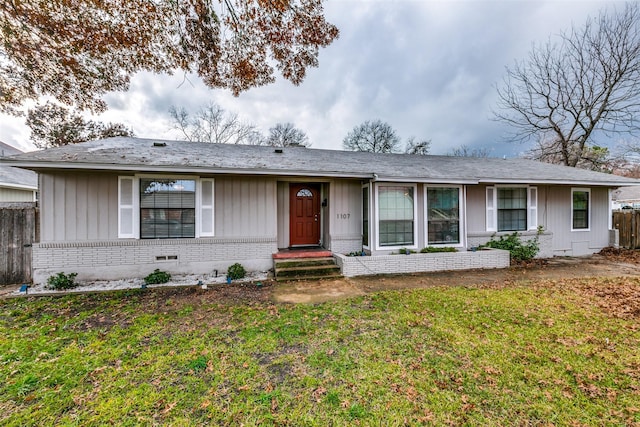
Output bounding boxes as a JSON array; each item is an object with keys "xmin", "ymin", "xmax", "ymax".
[{"xmin": 273, "ymin": 252, "xmax": 640, "ymax": 307}]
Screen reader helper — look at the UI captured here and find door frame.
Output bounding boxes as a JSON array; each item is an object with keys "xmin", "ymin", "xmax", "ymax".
[{"xmin": 289, "ymin": 183, "xmax": 322, "ymax": 247}]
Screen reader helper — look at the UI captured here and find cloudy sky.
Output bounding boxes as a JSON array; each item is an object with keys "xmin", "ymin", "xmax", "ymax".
[{"xmin": 0, "ymin": 0, "xmax": 619, "ymax": 156}]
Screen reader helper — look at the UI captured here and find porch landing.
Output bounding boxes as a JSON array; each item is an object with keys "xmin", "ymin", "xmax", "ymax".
[{"xmin": 273, "ymin": 248, "xmax": 333, "ymax": 259}]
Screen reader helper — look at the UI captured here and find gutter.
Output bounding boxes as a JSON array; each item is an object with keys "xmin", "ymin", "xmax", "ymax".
[
  {"xmin": 0, "ymin": 160, "xmax": 375, "ymax": 180},
  {"xmin": 0, "ymin": 182, "xmax": 38, "ymax": 191}
]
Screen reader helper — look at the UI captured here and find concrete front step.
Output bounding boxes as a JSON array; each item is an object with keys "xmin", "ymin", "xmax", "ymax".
[
  {"xmin": 274, "ymin": 257, "xmax": 337, "ymax": 269},
  {"xmin": 273, "ymin": 256, "xmax": 342, "ymax": 281}
]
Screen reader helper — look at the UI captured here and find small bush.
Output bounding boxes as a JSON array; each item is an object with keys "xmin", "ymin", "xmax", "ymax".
[
  {"xmin": 420, "ymin": 246, "xmax": 457, "ymax": 253},
  {"xmin": 47, "ymin": 272, "xmax": 78, "ymax": 290},
  {"xmin": 483, "ymin": 232, "xmax": 540, "ymax": 262},
  {"xmin": 346, "ymin": 251, "xmax": 367, "ymax": 257},
  {"xmin": 227, "ymin": 263, "xmax": 246, "ymax": 280},
  {"xmin": 397, "ymin": 248, "xmax": 416, "ymax": 254},
  {"xmin": 144, "ymin": 269, "xmax": 171, "ymax": 285}
]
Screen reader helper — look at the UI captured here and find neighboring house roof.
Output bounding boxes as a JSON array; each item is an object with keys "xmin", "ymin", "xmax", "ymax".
[
  {"xmin": 0, "ymin": 141, "xmax": 38, "ymax": 191},
  {"xmin": 2, "ymin": 137, "xmax": 640, "ymax": 187},
  {"xmin": 612, "ymin": 186, "xmax": 640, "ymax": 202}
]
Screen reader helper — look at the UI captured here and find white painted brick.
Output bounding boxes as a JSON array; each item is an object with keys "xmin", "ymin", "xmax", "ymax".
[
  {"xmin": 335, "ymin": 249, "xmax": 510, "ymax": 277},
  {"xmin": 32, "ymin": 238, "xmax": 278, "ymax": 284}
]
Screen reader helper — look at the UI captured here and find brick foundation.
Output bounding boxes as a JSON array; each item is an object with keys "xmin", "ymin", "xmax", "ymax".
[
  {"xmin": 335, "ymin": 249, "xmax": 510, "ymax": 277},
  {"xmin": 32, "ymin": 237, "xmax": 278, "ymax": 284}
]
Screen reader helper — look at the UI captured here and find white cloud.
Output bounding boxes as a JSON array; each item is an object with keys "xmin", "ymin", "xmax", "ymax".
[{"xmin": 0, "ymin": 0, "xmax": 618, "ymax": 157}]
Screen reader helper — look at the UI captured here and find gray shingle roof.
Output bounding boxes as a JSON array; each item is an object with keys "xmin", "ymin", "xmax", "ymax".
[
  {"xmin": 2, "ymin": 137, "xmax": 639, "ymax": 187},
  {"xmin": 0, "ymin": 141, "xmax": 37, "ymax": 190}
]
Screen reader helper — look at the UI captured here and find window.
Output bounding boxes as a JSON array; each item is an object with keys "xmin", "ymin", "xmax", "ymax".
[
  {"xmin": 426, "ymin": 187, "xmax": 460, "ymax": 244},
  {"xmin": 140, "ymin": 179, "xmax": 196, "ymax": 239},
  {"xmin": 378, "ymin": 186, "xmax": 415, "ymax": 247},
  {"xmin": 497, "ymin": 187, "xmax": 527, "ymax": 231},
  {"xmin": 362, "ymin": 186, "xmax": 369, "ymax": 247},
  {"xmin": 118, "ymin": 176, "xmax": 215, "ymax": 239},
  {"xmin": 486, "ymin": 186, "xmax": 537, "ymax": 232},
  {"xmin": 297, "ymin": 189, "xmax": 313, "ymax": 197},
  {"xmin": 572, "ymin": 188, "xmax": 590, "ymax": 230}
]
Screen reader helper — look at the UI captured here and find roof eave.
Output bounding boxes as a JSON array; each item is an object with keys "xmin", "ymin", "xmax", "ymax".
[
  {"xmin": 3, "ymin": 161, "xmax": 374, "ymax": 180},
  {"xmin": 480, "ymin": 178, "xmax": 639, "ymax": 187}
]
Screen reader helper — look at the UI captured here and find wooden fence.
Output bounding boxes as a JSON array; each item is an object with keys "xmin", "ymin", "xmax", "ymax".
[
  {"xmin": 613, "ymin": 210, "xmax": 640, "ymax": 250},
  {"xmin": 0, "ymin": 203, "xmax": 37, "ymax": 285}
]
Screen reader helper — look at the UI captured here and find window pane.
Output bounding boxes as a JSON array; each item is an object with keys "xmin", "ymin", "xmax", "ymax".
[
  {"xmin": 379, "ymin": 186, "xmax": 414, "ymax": 246},
  {"xmin": 497, "ymin": 188, "xmax": 527, "ymax": 231},
  {"xmin": 362, "ymin": 187, "xmax": 369, "ymax": 247},
  {"xmin": 140, "ymin": 179, "xmax": 196, "ymax": 239},
  {"xmin": 573, "ymin": 191, "xmax": 589, "ymax": 229},
  {"xmin": 427, "ymin": 187, "xmax": 460, "ymax": 244}
]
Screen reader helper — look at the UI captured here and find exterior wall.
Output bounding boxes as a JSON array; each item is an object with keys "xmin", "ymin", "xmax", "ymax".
[
  {"xmin": 39, "ymin": 172, "xmax": 278, "ymax": 242},
  {"xmin": 465, "ymin": 185, "xmax": 487, "ymax": 233},
  {"xmin": 39, "ymin": 172, "xmax": 119, "ymax": 242},
  {"xmin": 34, "ymin": 172, "xmax": 279, "ymax": 282},
  {"xmin": 276, "ymin": 181, "xmax": 290, "ymax": 248},
  {"xmin": 214, "ymin": 176, "xmax": 277, "ymax": 237},
  {"xmin": 467, "ymin": 231, "xmax": 554, "ymax": 259},
  {"xmin": 32, "ymin": 237, "xmax": 277, "ymax": 284},
  {"xmin": 335, "ymin": 249, "xmax": 510, "ymax": 277},
  {"xmin": 544, "ymin": 186, "xmax": 611, "ymax": 256},
  {"xmin": 466, "ymin": 184, "xmax": 612, "ymax": 257},
  {"xmin": 0, "ymin": 187, "xmax": 36, "ymax": 202},
  {"xmin": 327, "ymin": 179, "xmax": 363, "ymax": 254}
]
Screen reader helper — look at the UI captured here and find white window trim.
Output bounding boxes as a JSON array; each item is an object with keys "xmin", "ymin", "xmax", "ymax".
[
  {"xmin": 424, "ymin": 185, "xmax": 465, "ymax": 248},
  {"xmin": 571, "ymin": 187, "xmax": 591, "ymax": 232},
  {"xmin": 119, "ymin": 174, "xmax": 210, "ymax": 240},
  {"xmin": 374, "ymin": 183, "xmax": 419, "ymax": 251},
  {"xmin": 362, "ymin": 183, "xmax": 370, "ymax": 250},
  {"xmin": 487, "ymin": 185, "xmax": 538, "ymax": 232},
  {"xmin": 608, "ymin": 188, "xmax": 613, "ymax": 230}
]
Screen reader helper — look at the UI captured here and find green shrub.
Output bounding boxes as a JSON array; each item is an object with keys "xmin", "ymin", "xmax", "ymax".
[
  {"xmin": 397, "ymin": 248, "xmax": 416, "ymax": 254},
  {"xmin": 420, "ymin": 246, "xmax": 457, "ymax": 253},
  {"xmin": 227, "ymin": 263, "xmax": 246, "ymax": 280},
  {"xmin": 47, "ymin": 272, "xmax": 78, "ymax": 290},
  {"xmin": 482, "ymin": 232, "xmax": 540, "ymax": 262},
  {"xmin": 144, "ymin": 269, "xmax": 171, "ymax": 285}
]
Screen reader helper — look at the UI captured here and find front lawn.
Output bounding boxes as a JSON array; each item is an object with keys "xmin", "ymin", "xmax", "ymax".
[{"xmin": 1, "ymin": 278, "xmax": 639, "ymax": 425}]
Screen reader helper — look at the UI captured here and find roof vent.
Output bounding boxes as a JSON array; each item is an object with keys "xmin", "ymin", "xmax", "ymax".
[
  {"xmin": 274, "ymin": 148, "xmax": 283, "ymax": 154},
  {"xmin": 153, "ymin": 142, "xmax": 167, "ymax": 147}
]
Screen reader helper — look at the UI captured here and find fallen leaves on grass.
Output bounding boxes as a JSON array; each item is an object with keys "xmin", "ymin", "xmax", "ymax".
[
  {"xmin": 599, "ymin": 247, "xmax": 640, "ymax": 264},
  {"xmin": 526, "ymin": 277, "xmax": 640, "ymax": 319}
]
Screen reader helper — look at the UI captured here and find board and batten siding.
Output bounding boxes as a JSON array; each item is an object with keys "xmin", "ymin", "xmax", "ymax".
[
  {"xmin": 40, "ymin": 173, "xmax": 278, "ymax": 242},
  {"xmin": 545, "ymin": 186, "xmax": 610, "ymax": 255},
  {"xmin": 466, "ymin": 184, "xmax": 611, "ymax": 256},
  {"xmin": 214, "ymin": 176, "xmax": 277, "ymax": 238},
  {"xmin": 465, "ymin": 185, "xmax": 487, "ymax": 234},
  {"xmin": 328, "ymin": 179, "xmax": 363, "ymax": 253},
  {"xmin": 40, "ymin": 172, "xmax": 118, "ymax": 242}
]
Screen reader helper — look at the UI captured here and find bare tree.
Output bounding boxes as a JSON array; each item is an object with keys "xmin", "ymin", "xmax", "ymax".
[
  {"xmin": 26, "ymin": 102, "xmax": 133, "ymax": 149},
  {"xmin": 343, "ymin": 120, "xmax": 401, "ymax": 153},
  {"xmin": 494, "ymin": 3, "xmax": 640, "ymax": 169},
  {"xmin": 266, "ymin": 123, "xmax": 310, "ymax": 147},
  {"xmin": 404, "ymin": 137, "xmax": 431, "ymax": 155},
  {"xmin": 169, "ymin": 103, "xmax": 263, "ymax": 145},
  {"xmin": 447, "ymin": 144, "xmax": 490, "ymax": 158}
]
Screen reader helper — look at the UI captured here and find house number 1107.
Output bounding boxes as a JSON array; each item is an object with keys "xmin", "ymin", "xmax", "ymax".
[{"xmin": 336, "ymin": 213, "xmax": 351, "ymax": 219}]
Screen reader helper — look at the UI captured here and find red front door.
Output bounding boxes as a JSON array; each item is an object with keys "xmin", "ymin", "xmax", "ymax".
[{"xmin": 289, "ymin": 184, "xmax": 321, "ymax": 246}]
